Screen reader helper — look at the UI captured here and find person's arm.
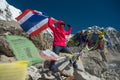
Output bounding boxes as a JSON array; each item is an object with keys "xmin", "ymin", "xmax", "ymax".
[
  {"xmin": 65, "ymin": 24, "xmax": 72, "ymax": 35},
  {"xmin": 48, "ymin": 17, "xmax": 55, "ymax": 31}
]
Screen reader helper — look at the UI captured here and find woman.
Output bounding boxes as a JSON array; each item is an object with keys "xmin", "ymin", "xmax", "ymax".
[{"xmin": 48, "ymin": 17, "xmax": 78, "ymax": 70}]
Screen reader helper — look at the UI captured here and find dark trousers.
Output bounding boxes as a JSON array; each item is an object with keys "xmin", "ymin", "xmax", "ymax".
[
  {"xmin": 49, "ymin": 46, "xmax": 77, "ymax": 70},
  {"xmin": 53, "ymin": 46, "xmax": 71, "ymax": 55}
]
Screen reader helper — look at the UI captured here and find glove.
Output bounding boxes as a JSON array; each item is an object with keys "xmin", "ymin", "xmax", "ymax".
[{"xmin": 67, "ymin": 24, "xmax": 71, "ymax": 27}]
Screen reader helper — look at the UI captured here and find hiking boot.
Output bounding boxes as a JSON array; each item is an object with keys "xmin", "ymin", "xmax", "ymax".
[
  {"xmin": 73, "ymin": 62, "xmax": 78, "ymax": 69},
  {"xmin": 43, "ymin": 71, "xmax": 55, "ymax": 79}
]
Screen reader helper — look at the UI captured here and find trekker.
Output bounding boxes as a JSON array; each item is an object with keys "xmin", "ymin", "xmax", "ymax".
[{"xmin": 48, "ymin": 17, "xmax": 78, "ymax": 71}]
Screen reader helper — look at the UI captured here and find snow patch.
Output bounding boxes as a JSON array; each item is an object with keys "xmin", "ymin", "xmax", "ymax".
[{"xmin": 0, "ymin": 0, "xmax": 21, "ymax": 21}]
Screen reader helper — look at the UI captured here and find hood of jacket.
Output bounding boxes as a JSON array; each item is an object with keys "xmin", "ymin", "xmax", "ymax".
[{"xmin": 57, "ymin": 20, "xmax": 65, "ymax": 30}]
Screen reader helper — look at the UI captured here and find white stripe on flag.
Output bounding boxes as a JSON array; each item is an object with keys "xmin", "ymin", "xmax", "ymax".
[
  {"xmin": 18, "ymin": 12, "xmax": 33, "ymax": 25},
  {"xmin": 34, "ymin": 10, "xmax": 42, "ymax": 14},
  {"xmin": 27, "ymin": 18, "xmax": 48, "ymax": 34}
]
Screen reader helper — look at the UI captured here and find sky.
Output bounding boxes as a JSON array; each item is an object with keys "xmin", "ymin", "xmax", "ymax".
[{"xmin": 7, "ymin": 0, "xmax": 120, "ymax": 33}]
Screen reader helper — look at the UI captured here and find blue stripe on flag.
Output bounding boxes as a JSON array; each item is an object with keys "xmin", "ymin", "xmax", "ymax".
[{"xmin": 21, "ymin": 14, "xmax": 47, "ymax": 32}]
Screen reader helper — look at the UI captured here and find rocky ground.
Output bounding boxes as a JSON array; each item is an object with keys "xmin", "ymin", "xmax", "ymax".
[{"xmin": 0, "ymin": 20, "xmax": 120, "ymax": 80}]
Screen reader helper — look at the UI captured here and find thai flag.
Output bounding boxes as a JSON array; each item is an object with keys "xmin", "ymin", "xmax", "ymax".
[{"xmin": 16, "ymin": 9, "xmax": 57, "ymax": 36}]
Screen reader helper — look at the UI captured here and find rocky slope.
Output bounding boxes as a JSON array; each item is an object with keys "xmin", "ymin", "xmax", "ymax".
[
  {"xmin": 0, "ymin": 20, "xmax": 120, "ymax": 80},
  {"xmin": 68, "ymin": 26, "xmax": 120, "ymax": 80}
]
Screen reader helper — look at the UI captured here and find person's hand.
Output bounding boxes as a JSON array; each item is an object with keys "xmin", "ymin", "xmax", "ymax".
[{"xmin": 67, "ymin": 24, "xmax": 72, "ymax": 27}]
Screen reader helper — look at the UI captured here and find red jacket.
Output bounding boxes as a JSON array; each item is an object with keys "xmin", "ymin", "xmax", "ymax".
[{"xmin": 48, "ymin": 17, "xmax": 72, "ymax": 46}]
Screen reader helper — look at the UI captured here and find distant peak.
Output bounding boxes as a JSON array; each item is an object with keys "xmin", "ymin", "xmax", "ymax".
[
  {"xmin": 106, "ymin": 27, "xmax": 117, "ymax": 32},
  {"xmin": 0, "ymin": 0, "xmax": 21, "ymax": 21}
]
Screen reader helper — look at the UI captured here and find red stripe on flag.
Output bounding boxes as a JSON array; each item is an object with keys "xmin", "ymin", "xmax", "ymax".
[
  {"xmin": 16, "ymin": 9, "xmax": 39, "ymax": 21},
  {"xmin": 30, "ymin": 23, "xmax": 48, "ymax": 36},
  {"xmin": 16, "ymin": 9, "xmax": 30, "ymax": 21}
]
